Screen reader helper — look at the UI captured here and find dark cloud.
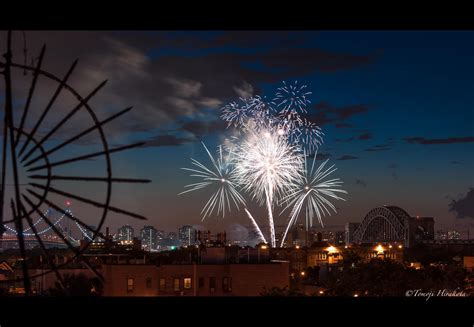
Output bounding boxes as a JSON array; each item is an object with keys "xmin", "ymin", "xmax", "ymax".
[
  {"xmin": 358, "ymin": 132, "xmax": 373, "ymax": 140},
  {"xmin": 449, "ymin": 188, "xmax": 474, "ymax": 219},
  {"xmin": 337, "ymin": 155, "xmax": 359, "ymax": 160},
  {"xmin": 364, "ymin": 144, "xmax": 392, "ymax": 152},
  {"xmin": 388, "ymin": 163, "xmax": 398, "ymax": 169},
  {"xmin": 180, "ymin": 119, "xmax": 227, "ymax": 139},
  {"xmin": 307, "ymin": 152, "xmax": 332, "ymax": 160},
  {"xmin": 1, "ymin": 31, "xmax": 377, "ymax": 145},
  {"xmin": 404, "ymin": 136, "xmax": 474, "ymax": 145},
  {"xmin": 308, "ymin": 102, "xmax": 371, "ymax": 127},
  {"xmin": 391, "ymin": 172, "xmax": 399, "ymax": 181},
  {"xmin": 335, "ymin": 123, "xmax": 353, "ymax": 128},
  {"xmin": 355, "ymin": 179, "xmax": 367, "ymax": 187},
  {"xmin": 142, "ymin": 134, "xmax": 194, "ymax": 148},
  {"xmin": 450, "ymin": 161, "xmax": 463, "ymax": 164}
]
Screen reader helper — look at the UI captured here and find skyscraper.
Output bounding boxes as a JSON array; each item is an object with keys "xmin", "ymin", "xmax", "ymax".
[
  {"xmin": 117, "ymin": 225, "xmax": 134, "ymax": 242},
  {"xmin": 140, "ymin": 225, "xmax": 159, "ymax": 251},
  {"xmin": 178, "ymin": 225, "xmax": 196, "ymax": 246}
]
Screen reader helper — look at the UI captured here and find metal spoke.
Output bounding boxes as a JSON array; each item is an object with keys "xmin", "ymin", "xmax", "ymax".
[
  {"xmin": 17, "ymin": 59, "xmax": 78, "ymax": 157},
  {"xmin": 28, "ymin": 185, "xmax": 147, "ymax": 220},
  {"xmin": 29, "ymin": 175, "xmax": 151, "ymax": 183},
  {"xmin": 14, "ymin": 45, "xmax": 46, "ymax": 147},
  {"xmin": 23, "ymin": 106, "xmax": 133, "ymax": 167},
  {"xmin": 27, "ymin": 142, "xmax": 145, "ymax": 172}
]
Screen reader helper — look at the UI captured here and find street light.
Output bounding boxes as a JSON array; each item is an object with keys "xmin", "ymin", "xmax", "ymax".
[{"xmin": 300, "ymin": 271, "xmax": 305, "ymax": 277}]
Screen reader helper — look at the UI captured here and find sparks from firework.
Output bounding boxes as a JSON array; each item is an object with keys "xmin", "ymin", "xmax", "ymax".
[
  {"xmin": 233, "ymin": 126, "xmax": 304, "ymax": 247},
  {"xmin": 272, "ymin": 80, "xmax": 312, "ymax": 114},
  {"xmin": 179, "ymin": 142, "xmax": 246, "ymax": 220},
  {"xmin": 279, "ymin": 152, "xmax": 347, "ymax": 247}
]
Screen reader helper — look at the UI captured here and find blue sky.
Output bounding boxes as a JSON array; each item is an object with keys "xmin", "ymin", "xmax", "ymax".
[{"xmin": 1, "ymin": 31, "xmax": 473, "ymax": 237}]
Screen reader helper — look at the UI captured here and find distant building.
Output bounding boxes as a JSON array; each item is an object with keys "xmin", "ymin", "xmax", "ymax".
[
  {"xmin": 140, "ymin": 226, "xmax": 159, "ymax": 251},
  {"xmin": 345, "ymin": 222, "xmax": 360, "ymax": 244},
  {"xmin": 178, "ymin": 225, "xmax": 196, "ymax": 246},
  {"xmin": 447, "ymin": 230, "xmax": 461, "ymax": 240},
  {"xmin": 102, "ymin": 261, "xmax": 289, "ymax": 296},
  {"xmin": 116, "ymin": 225, "xmax": 134, "ymax": 242}
]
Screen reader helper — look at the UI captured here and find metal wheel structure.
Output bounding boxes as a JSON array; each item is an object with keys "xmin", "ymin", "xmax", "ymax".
[{"xmin": 0, "ymin": 31, "xmax": 150, "ymax": 295}]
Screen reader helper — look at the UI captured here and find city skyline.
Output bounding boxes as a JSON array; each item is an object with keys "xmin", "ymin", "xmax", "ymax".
[{"xmin": 0, "ymin": 31, "xmax": 473, "ymax": 235}]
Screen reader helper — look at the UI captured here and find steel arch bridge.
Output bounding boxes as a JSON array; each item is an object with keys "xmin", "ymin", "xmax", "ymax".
[{"xmin": 352, "ymin": 206, "xmax": 410, "ymax": 244}]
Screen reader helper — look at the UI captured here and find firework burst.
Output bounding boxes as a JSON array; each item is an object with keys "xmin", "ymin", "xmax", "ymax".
[
  {"xmin": 272, "ymin": 80, "xmax": 312, "ymax": 114},
  {"xmin": 279, "ymin": 152, "xmax": 347, "ymax": 247},
  {"xmin": 179, "ymin": 143, "xmax": 245, "ymax": 220},
  {"xmin": 233, "ymin": 126, "xmax": 304, "ymax": 246}
]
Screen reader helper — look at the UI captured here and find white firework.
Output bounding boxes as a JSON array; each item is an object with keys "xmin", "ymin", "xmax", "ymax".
[
  {"xmin": 233, "ymin": 126, "xmax": 304, "ymax": 246},
  {"xmin": 273, "ymin": 80, "xmax": 312, "ymax": 114},
  {"xmin": 279, "ymin": 152, "xmax": 347, "ymax": 247},
  {"xmin": 288, "ymin": 118, "xmax": 324, "ymax": 154},
  {"xmin": 221, "ymin": 99, "xmax": 251, "ymax": 128},
  {"xmin": 179, "ymin": 142, "xmax": 246, "ymax": 220}
]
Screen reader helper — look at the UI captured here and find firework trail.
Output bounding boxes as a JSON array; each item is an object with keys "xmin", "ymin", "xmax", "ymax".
[
  {"xmin": 233, "ymin": 126, "xmax": 304, "ymax": 247},
  {"xmin": 179, "ymin": 142, "xmax": 246, "ymax": 220},
  {"xmin": 279, "ymin": 152, "xmax": 347, "ymax": 247},
  {"xmin": 244, "ymin": 208, "xmax": 267, "ymax": 243}
]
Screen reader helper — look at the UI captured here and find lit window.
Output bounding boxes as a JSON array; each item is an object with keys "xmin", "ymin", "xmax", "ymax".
[
  {"xmin": 209, "ymin": 277, "xmax": 216, "ymax": 293},
  {"xmin": 184, "ymin": 278, "xmax": 192, "ymax": 289},
  {"xmin": 159, "ymin": 278, "xmax": 166, "ymax": 291},
  {"xmin": 127, "ymin": 278, "xmax": 134, "ymax": 292},
  {"xmin": 174, "ymin": 278, "xmax": 180, "ymax": 291},
  {"xmin": 146, "ymin": 277, "xmax": 152, "ymax": 288}
]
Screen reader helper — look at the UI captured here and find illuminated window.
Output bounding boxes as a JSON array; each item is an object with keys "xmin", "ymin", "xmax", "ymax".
[
  {"xmin": 159, "ymin": 278, "xmax": 166, "ymax": 291},
  {"xmin": 127, "ymin": 278, "xmax": 134, "ymax": 292},
  {"xmin": 198, "ymin": 277, "xmax": 205, "ymax": 288},
  {"xmin": 174, "ymin": 278, "xmax": 180, "ymax": 291},
  {"xmin": 184, "ymin": 278, "xmax": 192, "ymax": 289},
  {"xmin": 146, "ymin": 277, "xmax": 152, "ymax": 288},
  {"xmin": 209, "ymin": 277, "xmax": 216, "ymax": 293}
]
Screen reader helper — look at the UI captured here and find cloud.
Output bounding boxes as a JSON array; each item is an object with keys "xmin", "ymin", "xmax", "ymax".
[
  {"xmin": 335, "ymin": 123, "xmax": 353, "ymax": 128},
  {"xmin": 180, "ymin": 119, "xmax": 227, "ymax": 139},
  {"xmin": 364, "ymin": 144, "xmax": 392, "ymax": 152},
  {"xmin": 450, "ymin": 161, "xmax": 463, "ymax": 164},
  {"xmin": 358, "ymin": 132, "xmax": 373, "ymax": 140},
  {"xmin": 141, "ymin": 134, "xmax": 194, "ymax": 148},
  {"xmin": 337, "ymin": 155, "xmax": 359, "ymax": 160},
  {"xmin": 404, "ymin": 136, "xmax": 474, "ymax": 145},
  {"xmin": 307, "ymin": 152, "xmax": 331, "ymax": 160},
  {"xmin": 355, "ymin": 179, "xmax": 367, "ymax": 187},
  {"xmin": 233, "ymin": 81, "xmax": 254, "ymax": 99},
  {"xmin": 1, "ymin": 31, "xmax": 376, "ymax": 145},
  {"xmin": 449, "ymin": 188, "xmax": 474, "ymax": 219},
  {"xmin": 388, "ymin": 163, "xmax": 398, "ymax": 169},
  {"xmin": 308, "ymin": 102, "xmax": 371, "ymax": 127}
]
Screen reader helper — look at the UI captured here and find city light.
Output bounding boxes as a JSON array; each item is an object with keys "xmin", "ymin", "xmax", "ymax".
[
  {"xmin": 375, "ymin": 244, "xmax": 384, "ymax": 254},
  {"xmin": 300, "ymin": 271, "xmax": 305, "ymax": 276},
  {"xmin": 353, "ymin": 294, "xmax": 359, "ymax": 297},
  {"xmin": 398, "ymin": 245, "xmax": 403, "ymax": 249},
  {"xmin": 261, "ymin": 245, "xmax": 268, "ymax": 250},
  {"xmin": 319, "ymin": 290, "xmax": 324, "ymax": 295},
  {"xmin": 295, "ymin": 245, "xmax": 300, "ymax": 249},
  {"xmin": 326, "ymin": 246, "xmax": 337, "ymax": 254},
  {"xmin": 389, "ymin": 245, "xmax": 392, "ymax": 249}
]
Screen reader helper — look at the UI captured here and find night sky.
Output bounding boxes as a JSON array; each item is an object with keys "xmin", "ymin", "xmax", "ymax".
[{"xmin": 1, "ymin": 31, "xmax": 473, "ymax": 237}]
